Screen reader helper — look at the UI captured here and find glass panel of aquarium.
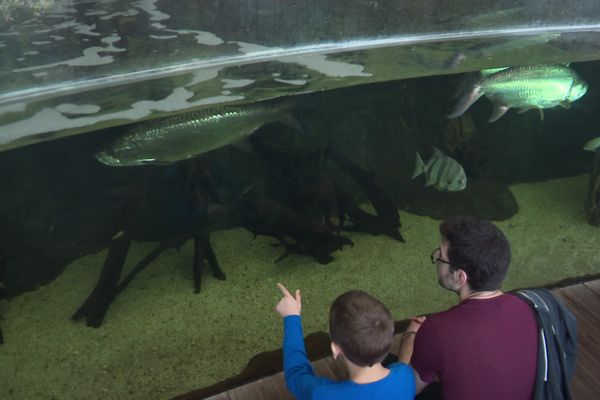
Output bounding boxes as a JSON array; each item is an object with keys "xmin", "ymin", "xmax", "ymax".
[{"xmin": 2, "ymin": 0, "xmax": 600, "ymax": 149}]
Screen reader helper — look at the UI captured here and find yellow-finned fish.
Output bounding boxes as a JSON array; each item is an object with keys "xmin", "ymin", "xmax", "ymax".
[
  {"xmin": 449, "ymin": 65, "xmax": 588, "ymax": 122},
  {"xmin": 95, "ymin": 100, "xmax": 300, "ymax": 166}
]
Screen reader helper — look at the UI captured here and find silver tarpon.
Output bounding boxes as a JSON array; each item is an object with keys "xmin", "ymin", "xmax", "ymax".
[
  {"xmin": 96, "ymin": 101, "xmax": 300, "ymax": 166},
  {"xmin": 583, "ymin": 136, "xmax": 600, "ymax": 152},
  {"xmin": 449, "ymin": 65, "xmax": 588, "ymax": 122}
]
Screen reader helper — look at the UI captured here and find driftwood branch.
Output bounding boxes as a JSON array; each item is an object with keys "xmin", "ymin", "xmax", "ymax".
[
  {"xmin": 72, "ymin": 231, "xmax": 132, "ymax": 327},
  {"xmin": 328, "ymin": 147, "xmax": 404, "ymax": 242}
]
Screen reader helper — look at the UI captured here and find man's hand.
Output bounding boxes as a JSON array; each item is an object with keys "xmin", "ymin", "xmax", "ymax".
[
  {"xmin": 275, "ymin": 283, "xmax": 302, "ymax": 318},
  {"xmin": 407, "ymin": 316, "xmax": 426, "ymax": 333}
]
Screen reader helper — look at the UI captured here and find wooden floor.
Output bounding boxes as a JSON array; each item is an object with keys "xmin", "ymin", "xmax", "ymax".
[
  {"xmin": 554, "ymin": 279, "xmax": 600, "ymax": 399},
  {"xmin": 176, "ymin": 279, "xmax": 600, "ymax": 400}
]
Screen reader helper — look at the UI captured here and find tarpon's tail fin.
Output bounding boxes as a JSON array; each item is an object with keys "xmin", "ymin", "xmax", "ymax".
[
  {"xmin": 448, "ymin": 84, "xmax": 483, "ymax": 119},
  {"xmin": 411, "ymin": 152, "xmax": 426, "ymax": 179},
  {"xmin": 451, "ymin": 72, "xmax": 479, "ymax": 99}
]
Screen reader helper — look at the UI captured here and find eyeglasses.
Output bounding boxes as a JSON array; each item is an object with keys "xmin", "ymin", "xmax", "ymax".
[{"xmin": 430, "ymin": 248, "xmax": 451, "ymax": 265}]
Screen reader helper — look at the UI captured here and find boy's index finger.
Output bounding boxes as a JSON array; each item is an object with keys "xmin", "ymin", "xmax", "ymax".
[{"xmin": 277, "ymin": 283, "xmax": 292, "ymax": 297}]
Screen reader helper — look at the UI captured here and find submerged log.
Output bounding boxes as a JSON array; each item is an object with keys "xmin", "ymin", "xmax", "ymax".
[
  {"xmin": 72, "ymin": 231, "xmax": 132, "ymax": 327},
  {"xmin": 74, "ymin": 161, "xmax": 229, "ymax": 327},
  {"xmin": 240, "ymin": 198, "xmax": 353, "ymax": 264},
  {"xmin": 274, "ymin": 233, "xmax": 354, "ymax": 265},
  {"xmin": 193, "ymin": 233, "xmax": 226, "ymax": 293},
  {"xmin": 327, "ymin": 147, "xmax": 404, "ymax": 242},
  {"xmin": 74, "ymin": 229, "xmax": 226, "ymax": 327},
  {"xmin": 335, "ymin": 185, "xmax": 405, "ymax": 242}
]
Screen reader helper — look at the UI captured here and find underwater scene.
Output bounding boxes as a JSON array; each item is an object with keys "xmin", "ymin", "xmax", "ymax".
[{"xmin": 1, "ymin": 1, "xmax": 600, "ymax": 399}]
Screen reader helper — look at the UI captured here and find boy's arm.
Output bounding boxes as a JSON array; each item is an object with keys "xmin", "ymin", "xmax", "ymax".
[
  {"xmin": 397, "ymin": 316, "xmax": 426, "ymax": 364},
  {"xmin": 398, "ymin": 331, "xmax": 429, "ymax": 394},
  {"xmin": 275, "ymin": 283, "xmax": 328, "ymax": 400},
  {"xmin": 283, "ymin": 315, "xmax": 328, "ymax": 400},
  {"xmin": 397, "ymin": 316, "xmax": 430, "ymax": 394}
]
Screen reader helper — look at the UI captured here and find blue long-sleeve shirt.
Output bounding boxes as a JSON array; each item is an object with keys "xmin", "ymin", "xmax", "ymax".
[{"xmin": 283, "ymin": 315, "xmax": 416, "ymax": 400}]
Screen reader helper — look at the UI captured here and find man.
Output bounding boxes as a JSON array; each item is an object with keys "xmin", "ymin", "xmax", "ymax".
[{"xmin": 398, "ymin": 216, "xmax": 539, "ymax": 400}]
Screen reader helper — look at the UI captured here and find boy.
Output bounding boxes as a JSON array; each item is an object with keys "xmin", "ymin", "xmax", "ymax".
[{"xmin": 275, "ymin": 283, "xmax": 415, "ymax": 399}]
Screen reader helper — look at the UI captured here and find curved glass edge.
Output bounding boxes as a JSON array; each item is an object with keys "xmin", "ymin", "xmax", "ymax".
[{"xmin": 1, "ymin": 0, "xmax": 600, "ymax": 150}]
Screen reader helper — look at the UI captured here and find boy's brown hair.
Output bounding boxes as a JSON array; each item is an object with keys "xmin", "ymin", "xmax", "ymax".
[{"xmin": 329, "ymin": 290, "xmax": 394, "ymax": 367}]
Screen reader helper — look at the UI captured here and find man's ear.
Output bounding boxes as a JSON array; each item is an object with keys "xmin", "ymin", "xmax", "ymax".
[
  {"xmin": 455, "ymin": 269, "xmax": 468, "ymax": 286},
  {"xmin": 330, "ymin": 342, "xmax": 342, "ymax": 360}
]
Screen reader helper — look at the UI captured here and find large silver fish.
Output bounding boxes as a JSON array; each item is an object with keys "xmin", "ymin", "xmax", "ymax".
[
  {"xmin": 449, "ymin": 65, "xmax": 588, "ymax": 122},
  {"xmin": 96, "ymin": 101, "xmax": 300, "ymax": 166},
  {"xmin": 583, "ymin": 136, "xmax": 600, "ymax": 152},
  {"xmin": 411, "ymin": 147, "xmax": 467, "ymax": 192}
]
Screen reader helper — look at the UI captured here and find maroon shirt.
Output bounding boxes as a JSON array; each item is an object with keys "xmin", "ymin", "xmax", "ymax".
[{"xmin": 411, "ymin": 294, "xmax": 538, "ymax": 400}]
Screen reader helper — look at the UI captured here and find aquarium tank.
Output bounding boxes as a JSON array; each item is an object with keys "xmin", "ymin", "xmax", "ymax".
[{"xmin": 1, "ymin": 0, "xmax": 600, "ymax": 399}]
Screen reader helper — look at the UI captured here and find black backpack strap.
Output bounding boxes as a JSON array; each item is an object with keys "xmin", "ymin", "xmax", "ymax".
[
  {"xmin": 515, "ymin": 288, "xmax": 577, "ymax": 400},
  {"xmin": 515, "ymin": 290, "xmax": 548, "ymax": 400}
]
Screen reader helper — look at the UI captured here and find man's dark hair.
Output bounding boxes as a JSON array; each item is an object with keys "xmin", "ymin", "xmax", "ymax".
[
  {"xmin": 440, "ymin": 216, "xmax": 511, "ymax": 291},
  {"xmin": 329, "ymin": 290, "xmax": 394, "ymax": 367}
]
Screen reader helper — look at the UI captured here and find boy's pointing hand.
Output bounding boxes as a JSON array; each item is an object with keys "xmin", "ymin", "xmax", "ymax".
[{"xmin": 275, "ymin": 283, "xmax": 302, "ymax": 317}]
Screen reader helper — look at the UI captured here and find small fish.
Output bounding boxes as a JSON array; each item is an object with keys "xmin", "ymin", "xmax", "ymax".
[
  {"xmin": 96, "ymin": 100, "xmax": 301, "ymax": 166},
  {"xmin": 449, "ymin": 65, "xmax": 588, "ymax": 122},
  {"xmin": 411, "ymin": 147, "xmax": 467, "ymax": 192},
  {"xmin": 583, "ymin": 136, "xmax": 600, "ymax": 152}
]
